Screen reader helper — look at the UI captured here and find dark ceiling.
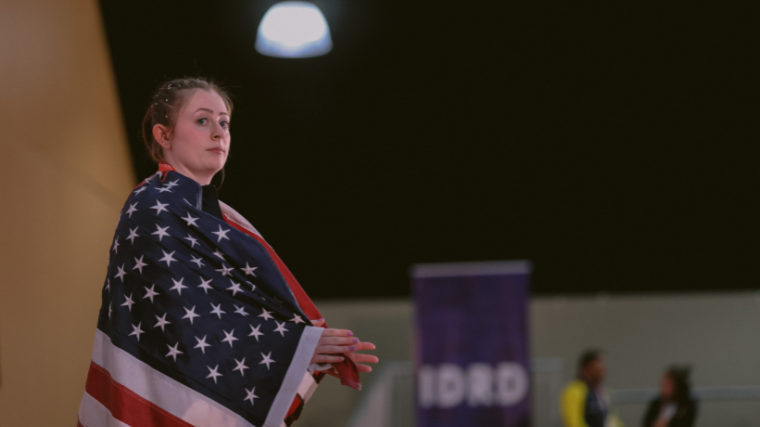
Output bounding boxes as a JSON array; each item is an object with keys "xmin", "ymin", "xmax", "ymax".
[{"xmin": 99, "ymin": 1, "xmax": 759, "ymax": 298}]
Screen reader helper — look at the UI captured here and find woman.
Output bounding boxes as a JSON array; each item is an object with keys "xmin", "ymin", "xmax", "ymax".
[
  {"xmin": 78, "ymin": 77, "xmax": 377, "ymax": 427},
  {"xmin": 642, "ymin": 367, "xmax": 697, "ymax": 427}
]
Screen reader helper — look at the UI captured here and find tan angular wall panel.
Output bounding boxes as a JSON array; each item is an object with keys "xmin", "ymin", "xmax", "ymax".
[{"xmin": 0, "ymin": 0, "xmax": 135, "ymax": 425}]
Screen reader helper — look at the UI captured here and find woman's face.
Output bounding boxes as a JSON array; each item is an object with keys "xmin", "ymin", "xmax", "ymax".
[
  {"xmin": 159, "ymin": 89, "xmax": 230, "ymax": 185},
  {"xmin": 660, "ymin": 374, "xmax": 674, "ymax": 400}
]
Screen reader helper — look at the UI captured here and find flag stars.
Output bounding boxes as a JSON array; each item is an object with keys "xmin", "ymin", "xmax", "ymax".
[
  {"xmin": 150, "ymin": 200, "xmax": 169, "ymax": 215},
  {"xmin": 112, "ymin": 237, "xmax": 120, "ymax": 253},
  {"xmin": 221, "ymin": 329, "xmax": 239, "ymax": 348},
  {"xmin": 190, "ymin": 255, "xmax": 204, "ymax": 268},
  {"xmin": 165, "ymin": 342, "xmax": 183, "ymax": 362},
  {"xmin": 259, "ymin": 308, "xmax": 274, "ymax": 321},
  {"xmin": 290, "ymin": 314, "xmax": 305, "ymax": 324},
  {"xmin": 152, "ymin": 224, "xmax": 170, "ymax": 241},
  {"xmin": 185, "ymin": 234, "xmax": 199, "ymax": 248},
  {"xmin": 105, "ymin": 279, "xmax": 111, "ymax": 292},
  {"xmin": 126, "ymin": 202, "xmax": 138, "ymax": 218},
  {"xmin": 121, "ymin": 293, "xmax": 135, "ymax": 312},
  {"xmin": 244, "ymin": 387, "xmax": 258, "ymax": 406},
  {"xmin": 216, "ymin": 263, "xmax": 234, "ymax": 277},
  {"xmin": 133, "ymin": 255, "xmax": 148, "ymax": 274},
  {"xmin": 181, "ymin": 213, "xmax": 199, "ymax": 227},
  {"xmin": 213, "ymin": 249, "xmax": 225, "ymax": 260},
  {"xmin": 232, "ymin": 358, "xmax": 249, "ymax": 376},
  {"xmin": 259, "ymin": 352, "xmax": 276, "ymax": 370},
  {"xmin": 249, "ymin": 324, "xmax": 264, "ymax": 342},
  {"xmin": 227, "ymin": 280, "xmax": 244, "ymax": 296},
  {"xmin": 133, "ymin": 186, "xmax": 147, "ymax": 196},
  {"xmin": 210, "ymin": 303, "xmax": 226, "ymax": 319},
  {"xmin": 182, "ymin": 306, "xmax": 200, "ymax": 325},
  {"xmin": 234, "ymin": 305, "xmax": 249, "ymax": 317},
  {"xmin": 273, "ymin": 321, "xmax": 288, "ymax": 337},
  {"xmin": 156, "ymin": 186, "xmax": 173, "ymax": 193},
  {"xmin": 212, "ymin": 225, "xmax": 231, "ymax": 242},
  {"xmin": 165, "ymin": 179, "xmax": 179, "ymax": 189},
  {"xmin": 128, "ymin": 322, "xmax": 144, "ymax": 341},
  {"xmin": 159, "ymin": 250, "xmax": 177, "ymax": 267},
  {"xmin": 169, "ymin": 277, "xmax": 188, "ymax": 295},
  {"xmin": 143, "ymin": 284, "xmax": 159, "ymax": 303},
  {"xmin": 194, "ymin": 335, "xmax": 211, "ymax": 354},
  {"xmin": 127, "ymin": 227, "xmax": 140, "ymax": 244},
  {"xmin": 115, "ymin": 264, "xmax": 127, "ymax": 282},
  {"xmin": 241, "ymin": 262, "xmax": 258, "ymax": 276},
  {"xmin": 206, "ymin": 365, "xmax": 223, "ymax": 384},
  {"xmin": 198, "ymin": 277, "xmax": 213, "ymax": 294},
  {"xmin": 154, "ymin": 313, "xmax": 171, "ymax": 332},
  {"xmin": 108, "ymin": 302, "xmax": 113, "ymax": 319}
]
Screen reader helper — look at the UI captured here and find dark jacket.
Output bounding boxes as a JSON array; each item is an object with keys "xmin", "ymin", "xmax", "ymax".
[{"xmin": 642, "ymin": 398, "xmax": 697, "ymax": 427}]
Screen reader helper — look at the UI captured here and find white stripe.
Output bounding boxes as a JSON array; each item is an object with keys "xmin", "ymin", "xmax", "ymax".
[
  {"xmin": 90, "ymin": 329, "xmax": 255, "ymax": 427},
  {"xmin": 296, "ymin": 372, "xmax": 319, "ymax": 403},
  {"xmin": 220, "ymin": 201, "xmax": 263, "ymax": 238},
  {"xmin": 78, "ymin": 391, "xmax": 132, "ymax": 427},
  {"xmin": 264, "ymin": 326, "xmax": 322, "ymax": 427},
  {"xmin": 411, "ymin": 260, "xmax": 532, "ymax": 278}
]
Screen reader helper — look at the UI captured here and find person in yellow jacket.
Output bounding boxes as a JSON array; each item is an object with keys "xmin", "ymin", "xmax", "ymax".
[{"xmin": 561, "ymin": 349, "xmax": 623, "ymax": 427}]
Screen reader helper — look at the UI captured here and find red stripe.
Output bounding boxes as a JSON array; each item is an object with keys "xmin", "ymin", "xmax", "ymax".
[
  {"xmin": 84, "ymin": 361, "xmax": 193, "ymax": 427},
  {"xmin": 77, "ymin": 418, "xmax": 85, "ymax": 427},
  {"xmin": 222, "ymin": 213, "xmax": 323, "ymax": 321},
  {"xmin": 286, "ymin": 395, "xmax": 302, "ymax": 420}
]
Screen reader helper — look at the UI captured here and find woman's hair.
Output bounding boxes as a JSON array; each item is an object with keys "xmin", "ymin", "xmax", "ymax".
[
  {"xmin": 141, "ymin": 77, "xmax": 233, "ymax": 164},
  {"xmin": 666, "ymin": 366, "xmax": 692, "ymax": 403}
]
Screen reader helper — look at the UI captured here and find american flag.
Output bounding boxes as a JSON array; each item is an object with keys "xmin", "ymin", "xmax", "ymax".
[{"xmin": 78, "ymin": 166, "xmax": 356, "ymax": 427}]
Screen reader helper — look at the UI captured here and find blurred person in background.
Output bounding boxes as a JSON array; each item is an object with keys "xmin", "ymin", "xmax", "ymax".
[
  {"xmin": 561, "ymin": 349, "xmax": 623, "ymax": 427},
  {"xmin": 642, "ymin": 367, "xmax": 697, "ymax": 427}
]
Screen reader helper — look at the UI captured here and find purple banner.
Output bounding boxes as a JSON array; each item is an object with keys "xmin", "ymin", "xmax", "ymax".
[{"xmin": 413, "ymin": 261, "xmax": 531, "ymax": 427}]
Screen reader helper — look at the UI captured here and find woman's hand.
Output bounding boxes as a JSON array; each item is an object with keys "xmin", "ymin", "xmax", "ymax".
[
  {"xmin": 345, "ymin": 341, "xmax": 379, "ymax": 372},
  {"xmin": 310, "ymin": 324, "xmax": 356, "ymax": 365},
  {"xmin": 311, "ymin": 320, "xmax": 379, "ymax": 374}
]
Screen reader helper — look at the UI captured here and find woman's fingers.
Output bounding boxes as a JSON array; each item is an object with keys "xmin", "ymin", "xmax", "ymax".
[
  {"xmin": 355, "ymin": 364, "xmax": 373, "ymax": 373},
  {"xmin": 311, "ymin": 327, "xmax": 378, "ymax": 369},
  {"xmin": 319, "ymin": 328, "xmax": 353, "ymax": 337},
  {"xmin": 311, "ymin": 319, "xmax": 326, "ymax": 327},
  {"xmin": 312, "ymin": 354, "xmax": 345, "ymax": 364},
  {"xmin": 348, "ymin": 353, "xmax": 379, "ymax": 364},
  {"xmin": 316, "ymin": 345, "xmax": 356, "ymax": 354},
  {"xmin": 351, "ymin": 341, "xmax": 376, "ymax": 351},
  {"xmin": 319, "ymin": 336, "xmax": 358, "ymax": 346}
]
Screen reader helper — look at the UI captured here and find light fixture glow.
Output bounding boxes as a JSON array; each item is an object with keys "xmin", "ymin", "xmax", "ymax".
[{"xmin": 255, "ymin": 2, "xmax": 332, "ymax": 58}]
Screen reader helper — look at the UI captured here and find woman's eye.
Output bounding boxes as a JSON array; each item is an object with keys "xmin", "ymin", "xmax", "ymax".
[
  {"xmin": 197, "ymin": 118, "xmax": 208, "ymax": 125},
  {"xmin": 221, "ymin": 121, "xmax": 230, "ymax": 129}
]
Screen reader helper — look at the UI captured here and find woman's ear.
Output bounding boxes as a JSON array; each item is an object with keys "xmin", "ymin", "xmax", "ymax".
[{"xmin": 152, "ymin": 124, "xmax": 171, "ymax": 149}]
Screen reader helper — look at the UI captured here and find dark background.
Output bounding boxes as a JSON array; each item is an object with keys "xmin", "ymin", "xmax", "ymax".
[{"xmin": 99, "ymin": 1, "xmax": 759, "ymax": 298}]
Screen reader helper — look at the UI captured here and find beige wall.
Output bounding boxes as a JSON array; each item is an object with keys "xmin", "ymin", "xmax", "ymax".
[{"xmin": 0, "ymin": 0, "xmax": 134, "ymax": 425}]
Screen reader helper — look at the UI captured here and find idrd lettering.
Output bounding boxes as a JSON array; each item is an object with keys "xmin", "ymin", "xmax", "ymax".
[{"xmin": 418, "ymin": 362, "xmax": 528, "ymax": 408}]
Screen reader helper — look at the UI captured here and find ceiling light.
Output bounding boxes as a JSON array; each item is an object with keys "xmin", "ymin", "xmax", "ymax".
[{"xmin": 255, "ymin": 2, "xmax": 332, "ymax": 58}]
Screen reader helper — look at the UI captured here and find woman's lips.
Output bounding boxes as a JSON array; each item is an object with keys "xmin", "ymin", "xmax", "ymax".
[{"xmin": 207, "ymin": 148, "xmax": 225, "ymax": 154}]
